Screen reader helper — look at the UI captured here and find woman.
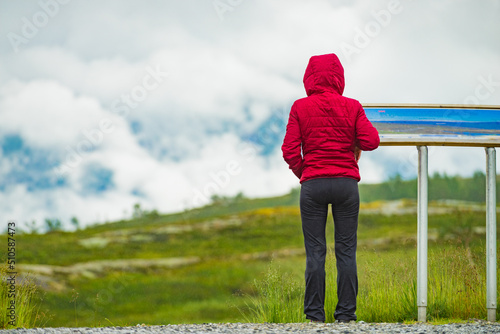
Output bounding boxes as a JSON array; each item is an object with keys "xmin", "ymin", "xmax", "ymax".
[{"xmin": 281, "ymin": 53, "xmax": 379, "ymax": 323}]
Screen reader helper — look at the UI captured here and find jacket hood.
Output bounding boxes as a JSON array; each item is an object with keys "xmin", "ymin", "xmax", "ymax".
[{"xmin": 303, "ymin": 53, "xmax": 345, "ymax": 96}]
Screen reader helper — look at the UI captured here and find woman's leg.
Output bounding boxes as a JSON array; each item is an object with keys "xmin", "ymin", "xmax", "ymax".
[
  {"xmin": 300, "ymin": 179, "xmax": 329, "ymax": 322},
  {"xmin": 331, "ymin": 178, "xmax": 359, "ymax": 321}
]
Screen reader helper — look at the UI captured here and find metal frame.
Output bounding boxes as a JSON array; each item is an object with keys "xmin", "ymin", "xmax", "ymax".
[
  {"xmin": 486, "ymin": 147, "xmax": 497, "ymax": 322},
  {"xmin": 417, "ymin": 146, "xmax": 428, "ymax": 321},
  {"xmin": 368, "ymin": 104, "xmax": 499, "ymax": 322},
  {"xmin": 381, "ymin": 137, "xmax": 500, "ymax": 147}
]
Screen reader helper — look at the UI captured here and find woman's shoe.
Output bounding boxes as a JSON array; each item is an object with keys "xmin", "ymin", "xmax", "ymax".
[
  {"xmin": 336, "ymin": 319, "xmax": 355, "ymax": 323},
  {"xmin": 310, "ymin": 320, "xmax": 324, "ymax": 323}
]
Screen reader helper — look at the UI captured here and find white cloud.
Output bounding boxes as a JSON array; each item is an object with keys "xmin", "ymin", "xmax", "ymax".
[
  {"xmin": 0, "ymin": 184, "xmax": 142, "ymax": 231},
  {"xmin": 2, "ymin": 46, "xmax": 158, "ymax": 103},
  {"xmin": 0, "ymin": 0, "xmax": 499, "ymax": 229},
  {"xmin": 0, "ymin": 80, "xmax": 114, "ymax": 149}
]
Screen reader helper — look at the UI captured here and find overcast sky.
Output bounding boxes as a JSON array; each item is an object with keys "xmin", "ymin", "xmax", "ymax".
[{"xmin": 0, "ymin": 0, "xmax": 499, "ymax": 230}]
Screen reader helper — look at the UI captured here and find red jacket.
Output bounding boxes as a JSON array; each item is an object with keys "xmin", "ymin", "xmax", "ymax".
[{"xmin": 282, "ymin": 54, "xmax": 380, "ymax": 183}]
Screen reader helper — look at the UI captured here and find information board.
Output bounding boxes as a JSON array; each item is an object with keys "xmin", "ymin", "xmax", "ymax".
[{"xmin": 363, "ymin": 104, "xmax": 500, "ymax": 147}]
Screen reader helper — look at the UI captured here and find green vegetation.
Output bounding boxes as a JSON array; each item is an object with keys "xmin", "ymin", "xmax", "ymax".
[
  {"xmin": 1, "ymin": 172, "xmax": 499, "ymax": 328},
  {"xmin": 0, "ymin": 264, "xmax": 42, "ymax": 329},
  {"xmin": 244, "ymin": 263, "xmax": 304, "ymax": 323},
  {"xmin": 359, "ymin": 171, "xmax": 500, "ymax": 203},
  {"xmin": 250, "ymin": 244, "xmax": 490, "ymax": 323}
]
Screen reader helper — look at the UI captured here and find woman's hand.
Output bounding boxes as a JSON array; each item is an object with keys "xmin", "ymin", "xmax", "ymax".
[{"xmin": 354, "ymin": 146, "xmax": 362, "ymax": 163}]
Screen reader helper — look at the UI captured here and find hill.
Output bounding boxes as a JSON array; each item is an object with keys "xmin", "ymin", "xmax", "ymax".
[
  {"xmin": 3, "ymin": 172, "xmax": 499, "ymax": 328},
  {"xmin": 359, "ymin": 171, "xmax": 500, "ymax": 203}
]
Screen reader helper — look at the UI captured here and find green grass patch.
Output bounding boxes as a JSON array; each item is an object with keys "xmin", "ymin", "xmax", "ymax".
[
  {"xmin": 8, "ymin": 195, "xmax": 500, "ymax": 327},
  {"xmin": 0, "ymin": 264, "xmax": 44, "ymax": 329},
  {"xmin": 246, "ymin": 242, "xmax": 499, "ymax": 323},
  {"xmin": 37, "ymin": 259, "xmax": 273, "ymax": 327}
]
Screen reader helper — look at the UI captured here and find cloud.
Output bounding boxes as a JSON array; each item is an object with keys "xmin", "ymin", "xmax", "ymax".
[{"xmin": 0, "ymin": 0, "xmax": 499, "ymax": 230}]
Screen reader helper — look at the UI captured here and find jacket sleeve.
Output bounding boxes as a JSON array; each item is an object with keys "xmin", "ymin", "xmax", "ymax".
[
  {"xmin": 281, "ymin": 104, "xmax": 303, "ymax": 179},
  {"xmin": 355, "ymin": 104, "xmax": 380, "ymax": 151}
]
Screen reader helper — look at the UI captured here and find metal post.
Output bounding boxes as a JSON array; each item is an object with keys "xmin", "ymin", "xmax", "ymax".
[
  {"xmin": 486, "ymin": 147, "xmax": 497, "ymax": 322},
  {"xmin": 417, "ymin": 146, "xmax": 428, "ymax": 322}
]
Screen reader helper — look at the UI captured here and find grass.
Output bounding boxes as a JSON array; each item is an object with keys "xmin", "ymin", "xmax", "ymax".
[
  {"xmin": 355, "ymin": 249, "xmax": 416, "ymax": 322},
  {"xmin": 243, "ymin": 262, "xmax": 305, "ymax": 323},
  {"xmin": 427, "ymin": 245, "xmax": 487, "ymax": 320},
  {"xmin": 246, "ymin": 242, "xmax": 497, "ymax": 323},
  {"xmin": 15, "ymin": 207, "xmax": 303, "ymax": 266},
  {"xmin": 5, "ymin": 195, "xmax": 500, "ymax": 328},
  {"xmin": 38, "ymin": 260, "xmax": 270, "ymax": 327},
  {"xmin": 0, "ymin": 264, "xmax": 44, "ymax": 329}
]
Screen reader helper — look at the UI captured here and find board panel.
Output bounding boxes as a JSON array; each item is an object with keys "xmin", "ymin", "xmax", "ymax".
[{"xmin": 363, "ymin": 104, "xmax": 500, "ymax": 146}]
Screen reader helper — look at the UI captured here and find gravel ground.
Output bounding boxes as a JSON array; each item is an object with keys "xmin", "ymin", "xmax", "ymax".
[{"xmin": 1, "ymin": 321, "xmax": 500, "ymax": 334}]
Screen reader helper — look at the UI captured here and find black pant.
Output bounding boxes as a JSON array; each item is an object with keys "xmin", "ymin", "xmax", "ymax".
[{"xmin": 300, "ymin": 177, "xmax": 359, "ymax": 322}]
